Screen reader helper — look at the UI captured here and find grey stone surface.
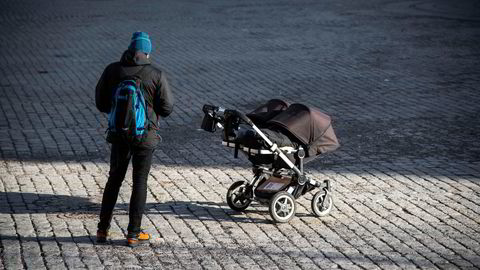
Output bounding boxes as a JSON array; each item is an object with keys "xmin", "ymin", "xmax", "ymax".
[{"xmin": 1, "ymin": 0, "xmax": 480, "ymax": 269}]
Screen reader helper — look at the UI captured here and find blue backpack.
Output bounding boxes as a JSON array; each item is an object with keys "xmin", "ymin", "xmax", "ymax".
[{"xmin": 107, "ymin": 68, "xmax": 149, "ymax": 142}]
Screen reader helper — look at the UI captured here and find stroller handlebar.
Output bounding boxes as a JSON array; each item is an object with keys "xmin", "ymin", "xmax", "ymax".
[
  {"xmin": 202, "ymin": 104, "xmax": 255, "ymax": 133},
  {"xmin": 202, "ymin": 104, "xmax": 253, "ymax": 125},
  {"xmin": 224, "ymin": 109, "xmax": 254, "ymax": 125},
  {"xmin": 202, "ymin": 104, "xmax": 224, "ymax": 114}
]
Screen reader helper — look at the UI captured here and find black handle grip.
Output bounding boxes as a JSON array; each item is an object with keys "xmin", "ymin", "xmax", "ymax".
[
  {"xmin": 202, "ymin": 104, "xmax": 219, "ymax": 113},
  {"xmin": 224, "ymin": 109, "xmax": 253, "ymax": 125}
]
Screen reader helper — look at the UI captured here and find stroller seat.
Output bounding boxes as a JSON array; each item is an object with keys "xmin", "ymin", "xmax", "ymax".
[
  {"xmin": 221, "ymin": 140, "xmax": 298, "ymax": 155},
  {"xmin": 222, "ymin": 126, "xmax": 303, "ymax": 168}
]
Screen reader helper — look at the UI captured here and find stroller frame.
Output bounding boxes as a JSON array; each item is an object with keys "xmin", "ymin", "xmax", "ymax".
[{"xmin": 202, "ymin": 105, "xmax": 334, "ymax": 223}]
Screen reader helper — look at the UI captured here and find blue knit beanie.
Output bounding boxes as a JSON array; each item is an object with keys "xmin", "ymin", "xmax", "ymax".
[{"xmin": 128, "ymin": 31, "xmax": 152, "ymax": 54}]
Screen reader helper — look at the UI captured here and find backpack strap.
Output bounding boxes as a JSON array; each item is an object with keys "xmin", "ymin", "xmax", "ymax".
[{"xmin": 131, "ymin": 66, "xmax": 154, "ymax": 131}]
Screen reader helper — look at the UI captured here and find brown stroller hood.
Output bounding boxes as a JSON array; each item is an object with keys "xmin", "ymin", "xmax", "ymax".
[
  {"xmin": 246, "ymin": 99, "xmax": 289, "ymax": 127},
  {"xmin": 267, "ymin": 103, "xmax": 340, "ymax": 157}
]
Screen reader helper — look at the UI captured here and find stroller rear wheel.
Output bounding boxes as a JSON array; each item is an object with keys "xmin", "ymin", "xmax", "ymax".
[
  {"xmin": 226, "ymin": 181, "xmax": 252, "ymax": 211},
  {"xmin": 311, "ymin": 189, "xmax": 333, "ymax": 217},
  {"xmin": 269, "ymin": 191, "xmax": 297, "ymax": 223}
]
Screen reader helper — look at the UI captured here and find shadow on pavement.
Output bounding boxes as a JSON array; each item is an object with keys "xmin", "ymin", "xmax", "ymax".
[
  {"xmin": 0, "ymin": 192, "xmax": 270, "ymax": 224},
  {"xmin": 1, "ymin": 114, "xmax": 479, "ymax": 175},
  {"xmin": 0, "ymin": 234, "xmax": 96, "ymax": 244}
]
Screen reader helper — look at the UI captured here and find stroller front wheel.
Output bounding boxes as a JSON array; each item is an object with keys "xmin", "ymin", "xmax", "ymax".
[
  {"xmin": 311, "ymin": 189, "xmax": 333, "ymax": 217},
  {"xmin": 269, "ymin": 191, "xmax": 297, "ymax": 223},
  {"xmin": 226, "ymin": 181, "xmax": 252, "ymax": 211}
]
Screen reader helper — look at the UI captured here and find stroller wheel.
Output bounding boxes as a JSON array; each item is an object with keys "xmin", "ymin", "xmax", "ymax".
[
  {"xmin": 269, "ymin": 191, "xmax": 296, "ymax": 223},
  {"xmin": 226, "ymin": 181, "xmax": 252, "ymax": 211},
  {"xmin": 311, "ymin": 189, "xmax": 333, "ymax": 217}
]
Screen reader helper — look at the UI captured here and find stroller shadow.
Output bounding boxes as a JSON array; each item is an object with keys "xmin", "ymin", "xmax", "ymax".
[
  {"xmin": 143, "ymin": 200, "xmax": 270, "ymax": 223},
  {"xmin": 0, "ymin": 192, "xmax": 271, "ymax": 224}
]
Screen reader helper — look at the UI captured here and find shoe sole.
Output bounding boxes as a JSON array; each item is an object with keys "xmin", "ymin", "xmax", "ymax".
[{"xmin": 127, "ymin": 239, "xmax": 149, "ymax": 247}]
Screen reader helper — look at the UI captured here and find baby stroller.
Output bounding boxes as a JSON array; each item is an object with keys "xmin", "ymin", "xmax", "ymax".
[{"xmin": 201, "ymin": 99, "xmax": 340, "ymax": 223}]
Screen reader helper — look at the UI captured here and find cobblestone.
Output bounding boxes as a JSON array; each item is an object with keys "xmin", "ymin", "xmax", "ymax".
[{"xmin": 1, "ymin": 0, "xmax": 480, "ymax": 269}]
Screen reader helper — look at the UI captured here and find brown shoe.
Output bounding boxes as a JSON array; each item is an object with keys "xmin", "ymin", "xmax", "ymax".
[
  {"xmin": 127, "ymin": 231, "xmax": 150, "ymax": 247},
  {"xmin": 96, "ymin": 230, "xmax": 108, "ymax": 243}
]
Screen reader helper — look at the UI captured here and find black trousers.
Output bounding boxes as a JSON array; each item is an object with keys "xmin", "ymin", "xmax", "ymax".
[{"xmin": 98, "ymin": 143, "xmax": 154, "ymax": 234}]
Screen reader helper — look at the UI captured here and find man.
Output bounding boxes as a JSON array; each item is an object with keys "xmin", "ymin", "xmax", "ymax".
[{"xmin": 95, "ymin": 31, "xmax": 173, "ymax": 246}]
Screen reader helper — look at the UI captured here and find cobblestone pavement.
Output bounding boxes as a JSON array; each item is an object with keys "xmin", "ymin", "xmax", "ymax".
[{"xmin": 1, "ymin": 0, "xmax": 480, "ymax": 269}]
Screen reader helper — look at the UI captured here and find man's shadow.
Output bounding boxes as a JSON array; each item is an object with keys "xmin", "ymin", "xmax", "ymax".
[
  {"xmin": 1, "ymin": 191, "xmax": 268, "ymax": 219},
  {"xmin": 0, "ymin": 192, "xmax": 271, "ymax": 245}
]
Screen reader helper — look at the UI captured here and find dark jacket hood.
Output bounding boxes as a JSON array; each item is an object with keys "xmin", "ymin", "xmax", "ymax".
[{"xmin": 120, "ymin": 50, "xmax": 151, "ymax": 66}]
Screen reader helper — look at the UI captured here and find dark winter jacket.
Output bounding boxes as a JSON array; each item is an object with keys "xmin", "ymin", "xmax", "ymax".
[{"xmin": 95, "ymin": 50, "xmax": 174, "ymax": 148}]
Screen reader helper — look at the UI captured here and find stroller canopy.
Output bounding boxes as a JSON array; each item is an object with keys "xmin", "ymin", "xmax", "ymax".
[
  {"xmin": 249, "ymin": 101, "xmax": 339, "ymax": 157},
  {"xmin": 246, "ymin": 99, "xmax": 289, "ymax": 127}
]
